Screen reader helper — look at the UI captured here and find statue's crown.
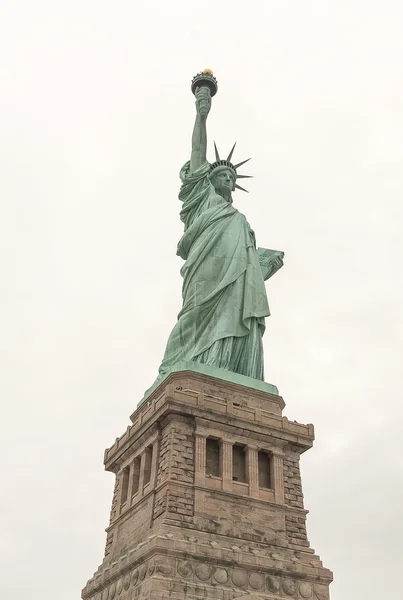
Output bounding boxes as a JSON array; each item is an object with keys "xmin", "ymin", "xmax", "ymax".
[{"xmin": 210, "ymin": 142, "xmax": 252, "ymax": 192}]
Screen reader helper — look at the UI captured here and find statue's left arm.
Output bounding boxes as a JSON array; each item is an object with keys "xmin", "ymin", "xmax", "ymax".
[{"xmin": 257, "ymin": 248, "xmax": 285, "ymax": 281}]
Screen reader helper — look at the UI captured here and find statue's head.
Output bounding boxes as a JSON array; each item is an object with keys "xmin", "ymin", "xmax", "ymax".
[
  {"xmin": 210, "ymin": 166, "xmax": 236, "ymax": 201},
  {"xmin": 209, "ymin": 143, "xmax": 252, "ymax": 199}
]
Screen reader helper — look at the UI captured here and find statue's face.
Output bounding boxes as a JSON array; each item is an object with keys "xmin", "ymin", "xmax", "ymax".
[{"xmin": 211, "ymin": 168, "xmax": 235, "ymax": 199}]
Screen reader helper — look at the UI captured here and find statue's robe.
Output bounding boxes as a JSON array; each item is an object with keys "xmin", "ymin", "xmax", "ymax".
[{"xmin": 158, "ymin": 161, "xmax": 270, "ymax": 380}]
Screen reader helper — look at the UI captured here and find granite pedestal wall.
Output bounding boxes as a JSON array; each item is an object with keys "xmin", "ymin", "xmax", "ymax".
[{"xmin": 82, "ymin": 369, "xmax": 332, "ymax": 600}]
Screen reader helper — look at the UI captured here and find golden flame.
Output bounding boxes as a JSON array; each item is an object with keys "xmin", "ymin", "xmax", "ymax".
[{"xmin": 202, "ymin": 68, "xmax": 213, "ymax": 75}]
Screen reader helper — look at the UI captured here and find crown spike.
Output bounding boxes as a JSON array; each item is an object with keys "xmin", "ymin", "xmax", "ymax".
[
  {"xmin": 235, "ymin": 183, "xmax": 249, "ymax": 193},
  {"xmin": 234, "ymin": 158, "xmax": 251, "ymax": 170},
  {"xmin": 227, "ymin": 142, "xmax": 237, "ymax": 162},
  {"xmin": 214, "ymin": 142, "xmax": 220, "ymax": 162},
  {"xmin": 236, "ymin": 175, "xmax": 253, "ymax": 179}
]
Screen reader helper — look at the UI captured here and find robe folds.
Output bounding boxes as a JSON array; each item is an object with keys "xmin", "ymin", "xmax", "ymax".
[{"xmin": 158, "ymin": 161, "xmax": 270, "ymax": 381}]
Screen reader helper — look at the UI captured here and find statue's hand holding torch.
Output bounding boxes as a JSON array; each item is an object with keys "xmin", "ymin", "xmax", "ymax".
[
  {"xmin": 191, "ymin": 69, "xmax": 218, "ymax": 120},
  {"xmin": 195, "ymin": 86, "xmax": 212, "ymax": 119}
]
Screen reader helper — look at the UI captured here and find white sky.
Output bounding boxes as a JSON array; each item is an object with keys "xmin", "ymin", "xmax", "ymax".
[{"xmin": 0, "ymin": 1, "xmax": 402, "ymax": 599}]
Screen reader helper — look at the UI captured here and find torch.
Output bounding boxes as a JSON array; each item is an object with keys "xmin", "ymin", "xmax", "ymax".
[
  {"xmin": 191, "ymin": 68, "xmax": 218, "ymax": 97},
  {"xmin": 191, "ymin": 69, "xmax": 218, "ymax": 116}
]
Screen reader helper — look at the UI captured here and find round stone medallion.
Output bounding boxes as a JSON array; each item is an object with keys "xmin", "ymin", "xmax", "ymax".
[
  {"xmin": 267, "ymin": 575, "xmax": 280, "ymax": 593},
  {"xmin": 213, "ymin": 568, "xmax": 228, "ymax": 584},
  {"xmin": 131, "ymin": 570, "xmax": 139, "ymax": 586},
  {"xmin": 177, "ymin": 561, "xmax": 193, "ymax": 578},
  {"xmin": 300, "ymin": 582, "xmax": 313, "ymax": 598},
  {"xmin": 156, "ymin": 561, "xmax": 173, "ymax": 576},
  {"xmin": 231, "ymin": 569, "xmax": 247, "ymax": 587},
  {"xmin": 195, "ymin": 563, "xmax": 212, "ymax": 581},
  {"xmin": 249, "ymin": 572, "xmax": 264, "ymax": 590},
  {"xmin": 116, "ymin": 579, "xmax": 123, "ymax": 595},
  {"xmin": 283, "ymin": 578, "xmax": 297, "ymax": 595},
  {"xmin": 139, "ymin": 565, "xmax": 147, "ymax": 581}
]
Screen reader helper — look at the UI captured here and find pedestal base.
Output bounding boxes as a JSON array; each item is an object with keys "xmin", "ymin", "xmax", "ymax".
[{"xmin": 82, "ymin": 368, "xmax": 332, "ymax": 600}]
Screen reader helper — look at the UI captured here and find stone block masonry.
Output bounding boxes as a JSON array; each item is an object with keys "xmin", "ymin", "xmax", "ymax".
[
  {"xmin": 284, "ymin": 451, "xmax": 305, "ymax": 510},
  {"xmin": 153, "ymin": 418, "xmax": 195, "ymax": 521}
]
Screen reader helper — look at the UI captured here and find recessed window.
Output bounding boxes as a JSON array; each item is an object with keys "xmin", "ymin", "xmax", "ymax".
[
  {"xmin": 232, "ymin": 444, "xmax": 246, "ymax": 483},
  {"xmin": 120, "ymin": 466, "xmax": 130, "ymax": 505},
  {"xmin": 143, "ymin": 446, "xmax": 153, "ymax": 486},
  {"xmin": 258, "ymin": 451, "xmax": 272, "ymax": 489},
  {"xmin": 206, "ymin": 438, "xmax": 220, "ymax": 477}
]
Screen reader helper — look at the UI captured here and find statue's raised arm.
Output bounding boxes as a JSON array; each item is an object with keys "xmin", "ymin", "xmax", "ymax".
[
  {"xmin": 188, "ymin": 69, "xmax": 217, "ymax": 173},
  {"xmin": 190, "ymin": 86, "xmax": 211, "ymax": 173}
]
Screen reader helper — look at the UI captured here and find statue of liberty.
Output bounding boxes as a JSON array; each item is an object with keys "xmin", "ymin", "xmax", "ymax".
[{"xmin": 157, "ymin": 70, "xmax": 284, "ymax": 383}]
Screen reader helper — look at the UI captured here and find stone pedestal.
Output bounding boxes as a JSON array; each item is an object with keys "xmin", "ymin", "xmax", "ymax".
[{"xmin": 82, "ymin": 369, "xmax": 333, "ymax": 600}]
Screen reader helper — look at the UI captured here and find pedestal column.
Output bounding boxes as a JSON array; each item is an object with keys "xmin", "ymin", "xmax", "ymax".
[
  {"xmin": 195, "ymin": 432, "xmax": 207, "ymax": 486},
  {"xmin": 247, "ymin": 445, "xmax": 260, "ymax": 498},
  {"xmin": 137, "ymin": 451, "xmax": 146, "ymax": 499},
  {"xmin": 220, "ymin": 439, "xmax": 233, "ymax": 491}
]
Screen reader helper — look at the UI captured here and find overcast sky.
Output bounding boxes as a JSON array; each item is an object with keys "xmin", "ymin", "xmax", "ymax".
[{"xmin": 0, "ymin": 1, "xmax": 402, "ymax": 599}]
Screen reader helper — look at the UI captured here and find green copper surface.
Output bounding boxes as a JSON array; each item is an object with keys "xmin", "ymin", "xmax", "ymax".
[{"xmin": 150, "ymin": 76, "xmax": 284, "ymax": 393}]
